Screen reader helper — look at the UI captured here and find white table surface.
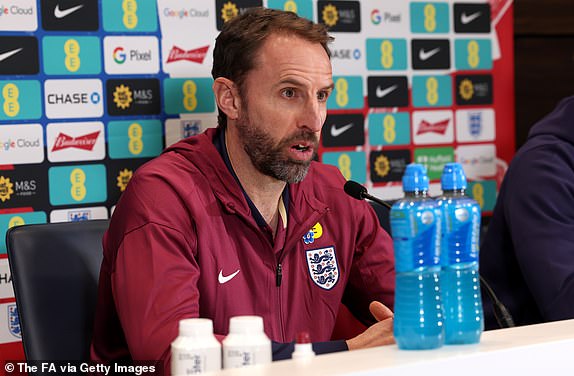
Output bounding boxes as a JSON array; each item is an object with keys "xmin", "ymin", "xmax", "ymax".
[{"xmin": 215, "ymin": 319, "xmax": 574, "ymax": 375}]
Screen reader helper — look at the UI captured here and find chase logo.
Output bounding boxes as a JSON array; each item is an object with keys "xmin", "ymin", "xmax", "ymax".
[
  {"xmin": 322, "ymin": 151, "xmax": 366, "ymax": 183},
  {"xmin": 163, "ymin": 78, "xmax": 215, "ymax": 114},
  {"xmin": 0, "ymin": 81, "xmax": 42, "ymax": 121},
  {"xmin": 370, "ymin": 149, "xmax": 410, "ymax": 183},
  {"xmin": 455, "ymin": 74, "xmax": 493, "ymax": 105},
  {"xmin": 0, "ymin": 0, "xmax": 37, "ymax": 31},
  {"xmin": 366, "ymin": 38, "xmax": 407, "ymax": 70},
  {"xmin": 0, "ymin": 212, "xmax": 47, "ymax": 254},
  {"xmin": 326, "ymin": 76, "xmax": 363, "ymax": 110},
  {"xmin": 454, "ymin": 39, "xmax": 492, "ymax": 70},
  {"xmin": 108, "ymin": 120, "xmax": 163, "ymax": 159},
  {"xmin": 216, "ymin": 0, "xmax": 262, "ymax": 30},
  {"xmin": 48, "ymin": 164, "xmax": 107, "ymax": 206},
  {"xmin": 41, "ymin": 0, "xmax": 98, "ymax": 31},
  {"xmin": 45, "ymin": 79, "xmax": 103, "ymax": 119},
  {"xmin": 0, "ymin": 259, "xmax": 13, "ymax": 299},
  {"xmin": 368, "ymin": 112, "xmax": 410, "ymax": 146},
  {"xmin": 268, "ymin": 0, "xmax": 313, "ymax": 20},
  {"xmin": 412, "ymin": 75, "xmax": 452, "ymax": 108},
  {"xmin": 0, "ymin": 36, "xmax": 39, "ymax": 75},
  {"xmin": 42, "ymin": 36, "xmax": 101, "ymax": 75},
  {"xmin": 102, "ymin": 0, "xmax": 157, "ymax": 32},
  {"xmin": 410, "ymin": 2, "xmax": 449, "ymax": 34},
  {"xmin": 107, "ymin": 79, "xmax": 161, "ymax": 116},
  {"xmin": 318, "ymin": 1, "xmax": 360, "ymax": 32}
]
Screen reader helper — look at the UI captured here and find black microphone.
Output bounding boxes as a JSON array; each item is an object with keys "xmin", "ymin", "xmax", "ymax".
[{"xmin": 344, "ymin": 180, "xmax": 392, "ymax": 210}]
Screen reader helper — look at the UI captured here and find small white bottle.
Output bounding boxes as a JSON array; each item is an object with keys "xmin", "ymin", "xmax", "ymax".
[
  {"xmin": 291, "ymin": 331, "xmax": 315, "ymax": 360},
  {"xmin": 222, "ymin": 316, "xmax": 272, "ymax": 369},
  {"xmin": 171, "ymin": 318, "xmax": 222, "ymax": 375}
]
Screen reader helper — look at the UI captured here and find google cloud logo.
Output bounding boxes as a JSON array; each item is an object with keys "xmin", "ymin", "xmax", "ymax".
[
  {"xmin": 113, "ymin": 47, "xmax": 126, "ymax": 64},
  {"xmin": 371, "ymin": 9, "xmax": 381, "ymax": 25}
]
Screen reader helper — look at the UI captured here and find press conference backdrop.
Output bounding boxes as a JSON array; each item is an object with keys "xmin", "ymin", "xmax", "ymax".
[{"xmin": 0, "ymin": 0, "xmax": 514, "ymax": 361}]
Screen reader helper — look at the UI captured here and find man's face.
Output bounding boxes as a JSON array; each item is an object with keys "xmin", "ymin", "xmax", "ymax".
[{"xmin": 235, "ymin": 33, "xmax": 333, "ymax": 183}]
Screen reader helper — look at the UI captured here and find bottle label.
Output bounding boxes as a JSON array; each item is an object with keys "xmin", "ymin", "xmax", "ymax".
[
  {"xmin": 441, "ymin": 200, "xmax": 480, "ymax": 265},
  {"xmin": 391, "ymin": 203, "xmax": 441, "ymax": 271}
]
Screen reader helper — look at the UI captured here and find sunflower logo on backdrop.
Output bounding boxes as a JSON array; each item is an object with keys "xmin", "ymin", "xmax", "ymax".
[
  {"xmin": 322, "ymin": 4, "xmax": 338, "ymax": 27},
  {"xmin": 0, "ymin": 176, "xmax": 14, "ymax": 202},
  {"xmin": 221, "ymin": 2, "xmax": 239, "ymax": 23},
  {"xmin": 459, "ymin": 79, "xmax": 474, "ymax": 101},
  {"xmin": 117, "ymin": 169, "xmax": 133, "ymax": 192},
  {"xmin": 374, "ymin": 155, "xmax": 391, "ymax": 178},
  {"xmin": 113, "ymin": 84, "xmax": 133, "ymax": 110}
]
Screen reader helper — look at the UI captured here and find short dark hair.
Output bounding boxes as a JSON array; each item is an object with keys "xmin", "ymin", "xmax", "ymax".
[{"xmin": 212, "ymin": 7, "xmax": 333, "ymax": 128}]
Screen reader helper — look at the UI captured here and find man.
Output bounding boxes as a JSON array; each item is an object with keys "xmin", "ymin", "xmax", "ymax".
[
  {"xmin": 481, "ymin": 96, "xmax": 574, "ymax": 329},
  {"xmin": 91, "ymin": 8, "xmax": 395, "ymax": 372}
]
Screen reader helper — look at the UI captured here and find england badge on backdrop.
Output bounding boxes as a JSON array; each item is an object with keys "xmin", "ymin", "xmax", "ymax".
[
  {"xmin": 8, "ymin": 304, "xmax": 21, "ymax": 339},
  {"xmin": 306, "ymin": 247, "xmax": 339, "ymax": 290}
]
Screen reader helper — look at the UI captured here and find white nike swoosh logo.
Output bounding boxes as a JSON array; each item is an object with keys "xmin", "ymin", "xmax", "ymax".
[
  {"xmin": 54, "ymin": 4, "xmax": 84, "ymax": 19},
  {"xmin": 375, "ymin": 85, "xmax": 397, "ymax": 98},
  {"xmin": 0, "ymin": 48, "xmax": 23, "ymax": 62},
  {"xmin": 461, "ymin": 11, "xmax": 481, "ymax": 25},
  {"xmin": 218, "ymin": 269, "xmax": 240, "ymax": 284},
  {"xmin": 419, "ymin": 47, "xmax": 440, "ymax": 61},
  {"xmin": 330, "ymin": 123, "xmax": 354, "ymax": 137}
]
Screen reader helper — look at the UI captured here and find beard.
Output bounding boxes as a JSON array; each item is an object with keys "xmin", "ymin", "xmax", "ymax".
[{"xmin": 235, "ymin": 111, "xmax": 319, "ymax": 184}]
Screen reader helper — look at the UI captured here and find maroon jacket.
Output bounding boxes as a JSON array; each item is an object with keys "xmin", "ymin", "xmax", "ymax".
[{"xmin": 91, "ymin": 128, "xmax": 395, "ymax": 370}]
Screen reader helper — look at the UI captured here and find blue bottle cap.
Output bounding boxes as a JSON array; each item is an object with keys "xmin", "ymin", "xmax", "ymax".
[
  {"xmin": 441, "ymin": 162, "xmax": 467, "ymax": 190},
  {"xmin": 402, "ymin": 164, "xmax": 429, "ymax": 192}
]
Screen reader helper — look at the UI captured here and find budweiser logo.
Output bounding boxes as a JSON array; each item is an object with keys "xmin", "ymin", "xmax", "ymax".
[
  {"xmin": 52, "ymin": 131, "xmax": 100, "ymax": 152},
  {"xmin": 166, "ymin": 45, "xmax": 209, "ymax": 64},
  {"xmin": 416, "ymin": 119, "xmax": 450, "ymax": 135}
]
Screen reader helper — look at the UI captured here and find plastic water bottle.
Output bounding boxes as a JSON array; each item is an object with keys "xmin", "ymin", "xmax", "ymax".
[
  {"xmin": 437, "ymin": 163, "xmax": 484, "ymax": 344},
  {"xmin": 390, "ymin": 163, "xmax": 444, "ymax": 350},
  {"xmin": 171, "ymin": 318, "xmax": 222, "ymax": 375},
  {"xmin": 222, "ymin": 316, "xmax": 272, "ymax": 369}
]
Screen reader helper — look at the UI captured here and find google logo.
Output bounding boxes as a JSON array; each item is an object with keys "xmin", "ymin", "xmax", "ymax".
[
  {"xmin": 371, "ymin": 9, "xmax": 381, "ymax": 25},
  {"xmin": 113, "ymin": 47, "xmax": 126, "ymax": 64}
]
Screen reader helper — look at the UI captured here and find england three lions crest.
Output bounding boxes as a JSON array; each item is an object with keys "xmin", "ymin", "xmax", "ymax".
[
  {"xmin": 306, "ymin": 246, "xmax": 339, "ymax": 290},
  {"xmin": 8, "ymin": 304, "xmax": 21, "ymax": 339}
]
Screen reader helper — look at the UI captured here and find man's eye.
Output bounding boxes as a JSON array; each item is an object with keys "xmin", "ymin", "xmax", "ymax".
[
  {"xmin": 282, "ymin": 88, "xmax": 295, "ymax": 98},
  {"xmin": 317, "ymin": 91, "xmax": 329, "ymax": 101}
]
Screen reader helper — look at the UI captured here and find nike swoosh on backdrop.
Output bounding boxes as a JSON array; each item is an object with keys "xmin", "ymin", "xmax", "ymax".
[
  {"xmin": 375, "ymin": 85, "xmax": 397, "ymax": 98},
  {"xmin": 419, "ymin": 47, "xmax": 440, "ymax": 61},
  {"xmin": 461, "ymin": 11, "xmax": 481, "ymax": 25},
  {"xmin": 218, "ymin": 269, "xmax": 240, "ymax": 284},
  {"xmin": 54, "ymin": 4, "xmax": 84, "ymax": 19},
  {"xmin": 0, "ymin": 48, "xmax": 23, "ymax": 62},
  {"xmin": 330, "ymin": 123, "xmax": 354, "ymax": 137}
]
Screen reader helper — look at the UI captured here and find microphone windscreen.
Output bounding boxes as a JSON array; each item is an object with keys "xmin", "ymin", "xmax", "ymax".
[{"xmin": 344, "ymin": 180, "xmax": 367, "ymax": 200}]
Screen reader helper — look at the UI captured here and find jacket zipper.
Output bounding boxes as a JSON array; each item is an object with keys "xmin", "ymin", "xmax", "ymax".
[{"xmin": 276, "ymin": 260, "xmax": 286, "ymax": 341}]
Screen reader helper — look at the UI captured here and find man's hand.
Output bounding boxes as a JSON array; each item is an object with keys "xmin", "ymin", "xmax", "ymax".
[{"xmin": 345, "ymin": 301, "xmax": 395, "ymax": 350}]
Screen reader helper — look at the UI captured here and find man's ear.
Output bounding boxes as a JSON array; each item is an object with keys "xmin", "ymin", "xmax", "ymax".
[{"xmin": 213, "ymin": 77, "xmax": 240, "ymax": 120}]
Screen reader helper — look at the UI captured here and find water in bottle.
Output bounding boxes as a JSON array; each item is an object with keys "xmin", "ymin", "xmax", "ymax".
[
  {"xmin": 391, "ymin": 164, "xmax": 444, "ymax": 350},
  {"xmin": 437, "ymin": 162, "xmax": 484, "ymax": 344}
]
